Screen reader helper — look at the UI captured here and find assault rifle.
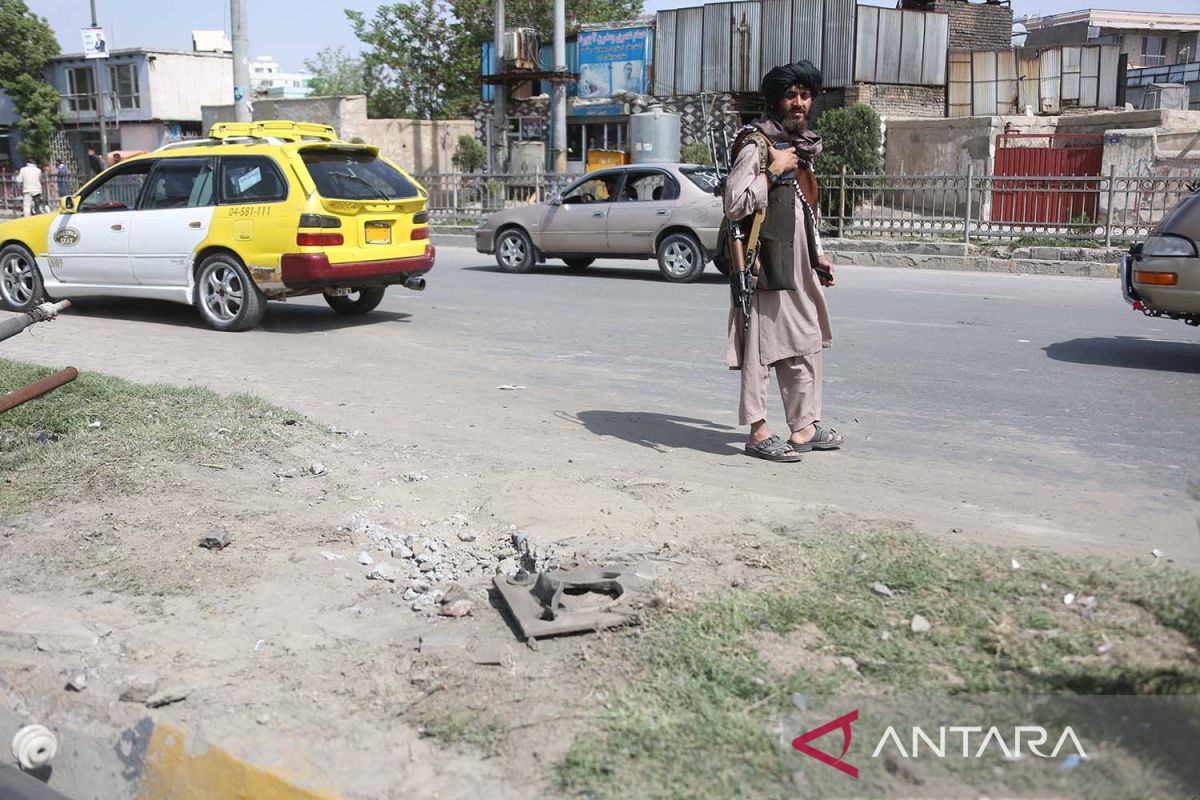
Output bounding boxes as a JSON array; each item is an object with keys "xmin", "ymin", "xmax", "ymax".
[{"xmin": 728, "ymin": 221, "xmax": 754, "ymax": 333}]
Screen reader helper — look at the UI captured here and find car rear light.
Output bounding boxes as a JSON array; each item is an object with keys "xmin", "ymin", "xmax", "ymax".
[
  {"xmin": 1134, "ymin": 270, "xmax": 1178, "ymax": 286},
  {"xmin": 297, "ymin": 232, "xmax": 344, "ymax": 246},
  {"xmin": 298, "ymin": 213, "xmax": 342, "ymax": 229},
  {"xmin": 1143, "ymin": 234, "xmax": 1197, "ymax": 257},
  {"xmin": 411, "ymin": 227, "xmax": 429, "ymax": 240}
]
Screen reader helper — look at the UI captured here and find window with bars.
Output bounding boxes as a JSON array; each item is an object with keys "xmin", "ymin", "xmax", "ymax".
[
  {"xmin": 108, "ymin": 63, "xmax": 140, "ymax": 110},
  {"xmin": 1141, "ymin": 36, "xmax": 1167, "ymax": 67},
  {"xmin": 66, "ymin": 67, "xmax": 96, "ymax": 112}
]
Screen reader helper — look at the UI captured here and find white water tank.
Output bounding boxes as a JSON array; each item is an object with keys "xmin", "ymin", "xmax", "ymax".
[{"xmin": 629, "ymin": 105, "xmax": 681, "ymax": 164}]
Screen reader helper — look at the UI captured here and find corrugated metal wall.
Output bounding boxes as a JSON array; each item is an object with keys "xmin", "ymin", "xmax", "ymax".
[
  {"xmin": 791, "ymin": 0, "xmax": 822, "ymax": 69},
  {"xmin": 761, "ymin": 0, "xmax": 792, "ymax": 77},
  {"xmin": 821, "ymin": 0, "xmax": 855, "ymax": 88},
  {"xmin": 730, "ymin": 1, "xmax": 763, "ymax": 93},
  {"xmin": 853, "ymin": 6, "xmax": 948, "ymax": 87},
  {"xmin": 653, "ymin": 10, "xmax": 677, "ymax": 96},
  {"xmin": 702, "ymin": 3, "xmax": 733, "ymax": 92},
  {"xmin": 674, "ymin": 7, "xmax": 704, "ymax": 94},
  {"xmin": 946, "ymin": 44, "xmax": 1122, "ymax": 117}
]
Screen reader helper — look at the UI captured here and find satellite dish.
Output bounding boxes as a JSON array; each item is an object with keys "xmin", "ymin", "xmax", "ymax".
[{"xmin": 1012, "ymin": 22, "xmax": 1028, "ymax": 47}]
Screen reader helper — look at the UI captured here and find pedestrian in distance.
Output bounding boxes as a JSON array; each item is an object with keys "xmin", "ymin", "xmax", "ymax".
[
  {"xmin": 56, "ymin": 160, "xmax": 69, "ymax": 197},
  {"xmin": 723, "ymin": 60, "xmax": 844, "ymax": 463},
  {"xmin": 16, "ymin": 158, "xmax": 44, "ymax": 217},
  {"xmin": 87, "ymin": 146, "xmax": 104, "ymax": 177}
]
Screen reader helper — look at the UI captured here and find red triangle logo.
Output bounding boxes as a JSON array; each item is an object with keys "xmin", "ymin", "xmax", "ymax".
[{"xmin": 791, "ymin": 709, "xmax": 859, "ymax": 779}]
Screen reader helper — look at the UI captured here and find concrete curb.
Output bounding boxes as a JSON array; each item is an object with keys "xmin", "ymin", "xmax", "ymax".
[{"xmin": 430, "ymin": 234, "xmax": 1117, "ymax": 278}]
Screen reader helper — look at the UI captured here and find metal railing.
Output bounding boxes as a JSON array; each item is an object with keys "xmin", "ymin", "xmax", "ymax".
[
  {"xmin": 0, "ymin": 167, "xmax": 92, "ymax": 215},
  {"xmin": 418, "ymin": 168, "xmax": 1198, "ymax": 246}
]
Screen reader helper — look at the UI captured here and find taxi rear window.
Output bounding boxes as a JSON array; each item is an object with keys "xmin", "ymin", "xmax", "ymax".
[{"xmin": 300, "ymin": 150, "xmax": 419, "ymax": 201}]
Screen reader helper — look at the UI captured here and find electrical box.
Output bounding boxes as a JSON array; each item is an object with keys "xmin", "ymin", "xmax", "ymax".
[{"xmin": 503, "ymin": 27, "xmax": 540, "ymax": 70}]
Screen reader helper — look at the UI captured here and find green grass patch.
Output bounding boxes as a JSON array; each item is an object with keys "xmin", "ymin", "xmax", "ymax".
[
  {"xmin": 557, "ymin": 530, "xmax": 1200, "ymax": 799},
  {"xmin": 419, "ymin": 708, "xmax": 510, "ymax": 756},
  {"xmin": 0, "ymin": 358, "xmax": 301, "ymax": 513}
]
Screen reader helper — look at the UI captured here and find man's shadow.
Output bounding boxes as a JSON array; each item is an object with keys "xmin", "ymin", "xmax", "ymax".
[{"xmin": 565, "ymin": 410, "xmax": 742, "ymax": 456}]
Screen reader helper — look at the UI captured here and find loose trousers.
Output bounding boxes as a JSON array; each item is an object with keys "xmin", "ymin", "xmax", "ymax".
[{"xmin": 738, "ymin": 350, "xmax": 822, "ymax": 433}]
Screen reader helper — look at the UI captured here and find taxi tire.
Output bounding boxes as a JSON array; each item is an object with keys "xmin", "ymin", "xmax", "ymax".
[
  {"xmin": 324, "ymin": 287, "xmax": 385, "ymax": 315},
  {"xmin": 194, "ymin": 253, "xmax": 266, "ymax": 332},
  {"xmin": 0, "ymin": 243, "xmax": 44, "ymax": 313}
]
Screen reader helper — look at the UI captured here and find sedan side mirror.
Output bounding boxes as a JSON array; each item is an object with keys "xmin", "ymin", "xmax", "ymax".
[
  {"xmin": 548, "ymin": 192, "xmax": 562, "ymax": 206},
  {"xmin": 59, "ymin": 196, "xmax": 76, "ymax": 213}
]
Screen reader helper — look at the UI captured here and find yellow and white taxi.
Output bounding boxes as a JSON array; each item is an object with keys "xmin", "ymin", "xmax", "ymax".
[{"xmin": 0, "ymin": 121, "xmax": 433, "ymax": 331}]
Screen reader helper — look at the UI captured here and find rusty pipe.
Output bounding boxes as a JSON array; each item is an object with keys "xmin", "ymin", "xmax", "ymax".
[
  {"xmin": 0, "ymin": 367, "xmax": 78, "ymax": 415},
  {"xmin": 0, "ymin": 300, "xmax": 72, "ymax": 344}
]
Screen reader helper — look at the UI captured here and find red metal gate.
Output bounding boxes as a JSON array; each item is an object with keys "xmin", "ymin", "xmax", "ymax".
[{"xmin": 991, "ymin": 134, "xmax": 1104, "ymax": 225}]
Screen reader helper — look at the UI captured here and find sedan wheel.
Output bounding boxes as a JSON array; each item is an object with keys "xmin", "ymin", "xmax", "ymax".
[
  {"xmin": 495, "ymin": 228, "xmax": 535, "ymax": 273},
  {"xmin": 0, "ymin": 244, "xmax": 43, "ymax": 312},
  {"xmin": 656, "ymin": 232, "xmax": 705, "ymax": 283},
  {"xmin": 195, "ymin": 253, "xmax": 265, "ymax": 331}
]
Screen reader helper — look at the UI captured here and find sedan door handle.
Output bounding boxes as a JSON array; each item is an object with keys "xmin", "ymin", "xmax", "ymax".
[
  {"xmin": 110, "ymin": 224, "xmax": 124, "ymax": 231},
  {"xmin": 188, "ymin": 221, "xmax": 202, "ymax": 229},
  {"xmin": 655, "ymin": 209, "xmax": 671, "ymax": 216},
  {"xmin": 592, "ymin": 212, "xmax": 606, "ymax": 217}
]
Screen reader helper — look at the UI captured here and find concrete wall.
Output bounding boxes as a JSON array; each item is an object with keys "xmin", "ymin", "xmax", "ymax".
[
  {"xmin": 119, "ymin": 123, "xmax": 163, "ymax": 152},
  {"xmin": 141, "ymin": 52, "xmax": 233, "ymax": 122},
  {"xmin": 249, "ymin": 95, "xmax": 369, "ymax": 142},
  {"xmin": 842, "ymin": 84, "xmax": 946, "ymax": 118},
  {"xmin": 360, "ymin": 118, "xmax": 475, "ymax": 175}
]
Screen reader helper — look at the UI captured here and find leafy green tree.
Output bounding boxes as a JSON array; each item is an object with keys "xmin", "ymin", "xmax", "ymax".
[
  {"xmin": 348, "ymin": 1, "xmax": 477, "ymax": 119},
  {"xmin": 814, "ymin": 103, "xmax": 883, "ymax": 177},
  {"xmin": 0, "ymin": 0, "xmax": 61, "ymax": 161},
  {"xmin": 451, "ymin": 134, "xmax": 487, "ymax": 172},
  {"xmin": 680, "ymin": 140, "xmax": 712, "ymax": 165},
  {"xmin": 303, "ymin": 46, "xmax": 366, "ymax": 97},
  {"xmin": 450, "ymin": 0, "xmax": 643, "ymax": 48},
  {"xmin": 814, "ymin": 103, "xmax": 883, "ymax": 223}
]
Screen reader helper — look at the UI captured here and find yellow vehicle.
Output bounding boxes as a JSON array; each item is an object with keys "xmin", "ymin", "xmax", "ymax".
[{"xmin": 0, "ymin": 121, "xmax": 433, "ymax": 331}]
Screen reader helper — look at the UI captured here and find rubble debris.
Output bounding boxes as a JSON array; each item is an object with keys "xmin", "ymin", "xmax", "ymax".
[
  {"xmin": 64, "ymin": 670, "xmax": 87, "ymax": 692},
  {"xmin": 495, "ymin": 384, "xmax": 526, "ymax": 391},
  {"xmin": 198, "ymin": 529, "xmax": 231, "ymax": 550},
  {"xmin": 358, "ymin": 552, "xmax": 374, "ymax": 566},
  {"xmin": 403, "ymin": 471, "xmax": 428, "ymax": 482},
  {"xmin": 440, "ymin": 600, "xmax": 474, "ymax": 618},
  {"xmin": 368, "ymin": 562, "xmax": 399, "ymax": 582},
  {"xmin": 910, "ymin": 614, "xmax": 932, "ymax": 634},
  {"xmin": 310, "ymin": 462, "xmax": 327, "ymax": 476},
  {"xmin": 319, "ymin": 551, "xmax": 345, "ymax": 561},
  {"xmin": 145, "ymin": 687, "xmax": 188, "ymax": 708},
  {"xmin": 492, "ymin": 564, "xmax": 649, "ymax": 640},
  {"xmin": 118, "ymin": 671, "xmax": 161, "ymax": 703},
  {"xmin": 871, "ymin": 582, "xmax": 894, "ymax": 598}
]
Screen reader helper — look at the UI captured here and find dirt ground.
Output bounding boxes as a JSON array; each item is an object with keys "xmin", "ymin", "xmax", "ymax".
[{"xmin": 1, "ymin": 413, "xmax": 886, "ymax": 798}]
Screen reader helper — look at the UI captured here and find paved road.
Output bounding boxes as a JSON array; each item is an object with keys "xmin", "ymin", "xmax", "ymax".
[{"xmin": 4, "ymin": 248, "xmax": 1199, "ymax": 567}]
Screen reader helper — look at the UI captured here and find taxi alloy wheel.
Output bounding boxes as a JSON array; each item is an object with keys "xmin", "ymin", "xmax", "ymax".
[
  {"xmin": 495, "ymin": 228, "xmax": 534, "ymax": 273},
  {"xmin": 195, "ymin": 253, "xmax": 265, "ymax": 332},
  {"xmin": 657, "ymin": 232, "xmax": 705, "ymax": 283},
  {"xmin": 0, "ymin": 244, "xmax": 43, "ymax": 312}
]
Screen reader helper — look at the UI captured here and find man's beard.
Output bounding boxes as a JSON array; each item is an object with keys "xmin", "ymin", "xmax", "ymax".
[{"xmin": 776, "ymin": 105, "xmax": 807, "ymax": 134}]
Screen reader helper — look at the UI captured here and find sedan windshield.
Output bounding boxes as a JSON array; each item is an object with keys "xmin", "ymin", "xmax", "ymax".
[{"xmin": 300, "ymin": 149, "xmax": 420, "ymax": 200}]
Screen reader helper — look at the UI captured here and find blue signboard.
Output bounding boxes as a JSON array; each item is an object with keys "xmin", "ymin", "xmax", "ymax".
[{"xmin": 577, "ymin": 26, "xmax": 651, "ymax": 99}]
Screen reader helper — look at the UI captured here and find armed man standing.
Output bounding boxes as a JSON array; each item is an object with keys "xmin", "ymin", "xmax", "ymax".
[{"xmin": 724, "ymin": 60, "xmax": 844, "ymax": 462}]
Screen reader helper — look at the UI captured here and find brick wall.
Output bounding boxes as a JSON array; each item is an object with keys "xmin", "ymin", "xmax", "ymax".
[
  {"xmin": 814, "ymin": 84, "xmax": 946, "ymax": 120},
  {"xmin": 930, "ymin": 0, "xmax": 1013, "ymax": 50}
]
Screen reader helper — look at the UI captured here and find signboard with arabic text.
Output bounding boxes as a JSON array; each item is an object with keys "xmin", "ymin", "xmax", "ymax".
[{"xmin": 577, "ymin": 26, "xmax": 651, "ymax": 99}]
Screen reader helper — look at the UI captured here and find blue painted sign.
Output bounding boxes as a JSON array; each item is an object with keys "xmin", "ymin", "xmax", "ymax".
[{"xmin": 577, "ymin": 26, "xmax": 651, "ymax": 99}]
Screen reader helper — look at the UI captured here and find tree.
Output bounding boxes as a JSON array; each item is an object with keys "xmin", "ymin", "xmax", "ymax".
[
  {"xmin": 452, "ymin": 134, "xmax": 487, "ymax": 172},
  {"xmin": 680, "ymin": 140, "xmax": 712, "ymax": 165},
  {"xmin": 814, "ymin": 103, "xmax": 883, "ymax": 224},
  {"xmin": 450, "ymin": 0, "xmax": 643, "ymax": 49},
  {"xmin": 0, "ymin": 0, "xmax": 61, "ymax": 161},
  {"xmin": 348, "ymin": 2, "xmax": 477, "ymax": 120},
  {"xmin": 813, "ymin": 103, "xmax": 883, "ymax": 177},
  {"xmin": 303, "ymin": 46, "xmax": 366, "ymax": 97}
]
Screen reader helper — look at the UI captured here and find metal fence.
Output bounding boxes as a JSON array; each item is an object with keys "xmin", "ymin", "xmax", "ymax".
[
  {"xmin": 419, "ymin": 169, "xmax": 1198, "ymax": 245},
  {"xmin": 0, "ymin": 167, "xmax": 91, "ymax": 215}
]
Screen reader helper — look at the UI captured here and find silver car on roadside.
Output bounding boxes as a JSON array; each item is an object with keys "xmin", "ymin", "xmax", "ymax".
[
  {"xmin": 1120, "ymin": 183, "xmax": 1200, "ymax": 327},
  {"xmin": 474, "ymin": 163, "xmax": 726, "ymax": 282}
]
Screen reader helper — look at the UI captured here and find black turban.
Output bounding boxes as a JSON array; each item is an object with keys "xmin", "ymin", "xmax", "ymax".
[{"xmin": 760, "ymin": 60, "xmax": 822, "ymax": 108}]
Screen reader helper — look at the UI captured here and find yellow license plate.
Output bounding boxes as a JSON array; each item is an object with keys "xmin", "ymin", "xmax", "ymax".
[{"xmin": 365, "ymin": 223, "xmax": 391, "ymax": 244}]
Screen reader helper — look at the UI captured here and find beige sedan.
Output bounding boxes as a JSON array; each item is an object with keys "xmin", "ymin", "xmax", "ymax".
[{"xmin": 474, "ymin": 164, "xmax": 726, "ymax": 282}]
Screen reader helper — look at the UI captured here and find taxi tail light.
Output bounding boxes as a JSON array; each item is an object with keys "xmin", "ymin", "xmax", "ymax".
[
  {"xmin": 413, "ymin": 211, "xmax": 428, "ymax": 224},
  {"xmin": 411, "ymin": 227, "xmax": 429, "ymax": 240},
  {"xmin": 298, "ymin": 213, "xmax": 341, "ymax": 229},
  {"xmin": 297, "ymin": 232, "xmax": 345, "ymax": 246},
  {"xmin": 1134, "ymin": 270, "xmax": 1178, "ymax": 286}
]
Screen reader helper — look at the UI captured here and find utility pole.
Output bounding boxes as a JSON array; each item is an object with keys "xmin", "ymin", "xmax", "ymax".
[
  {"xmin": 231, "ymin": 0, "xmax": 252, "ymax": 122},
  {"xmin": 552, "ymin": 0, "xmax": 566, "ymax": 173},
  {"xmin": 493, "ymin": 0, "xmax": 506, "ymax": 172},
  {"xmin": 89, "ymin": 0, "xmax": 108, "ymax": 160}
]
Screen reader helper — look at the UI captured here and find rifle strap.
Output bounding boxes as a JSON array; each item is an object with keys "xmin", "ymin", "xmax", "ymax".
[{"xmin": 745, "ymin": 208, "xmax": 765, "ymax": 277}]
